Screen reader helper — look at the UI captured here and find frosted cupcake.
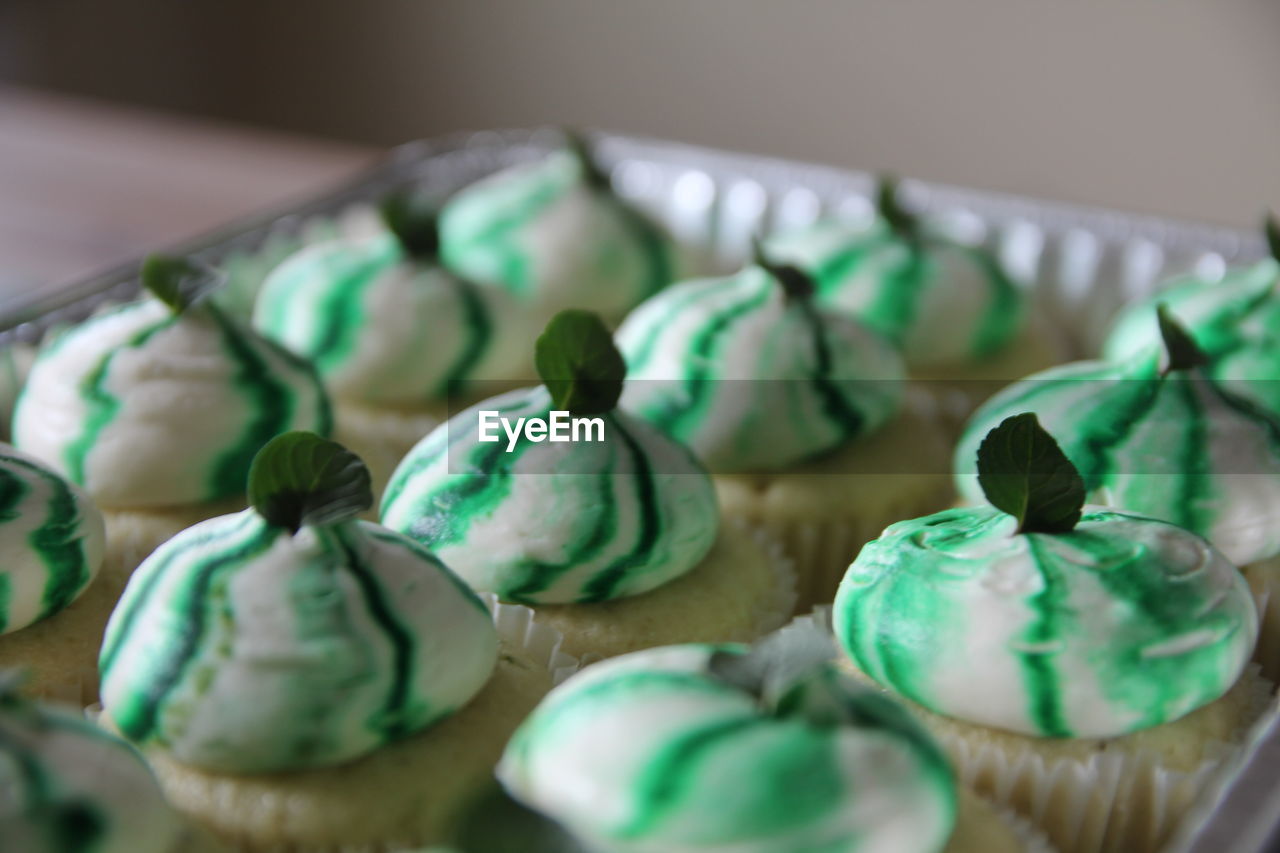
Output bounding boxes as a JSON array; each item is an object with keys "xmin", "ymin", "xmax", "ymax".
[
  {"xmin": 837, "ymin": 413, "xmax": 1271, "ymax": 853},
  {"xmin": 766, "ymin": 178, "xmax": 1058, "ymax": 420},
  {"xmin": 1104, "ymin": 216, "xmax": 1280, "ymax": 418},
  {"xmin": 616, "ymin": 246, "xmax": 952, "ymax": 609},
  {"xmin": 439, "ymin": 132, "xmax": 677, "ymax": 321},
  {"xmin": 12, "ymin": 254, "xmax": 332, "ymax": 582},
  {"xmin": 254, "ymin": 193, "xmax": 532, "ymax": 496},
  {"xmin": 0, "ymin": 674, "xmax": 224, "ymax": 852},
  {"xmin": 497, "ymin": 639, "xmax": 1051, "ymax": 853},
  {"xmin": 99, "ymin": 432, "xmax": 561, "ymax": 851},
  {"xmin": 381, "ymin": 310, "xmax": 794, "ymax": 660},
  {"xmin": 0, "ymin": 444, "xmax": 106, "ymax": 703}
]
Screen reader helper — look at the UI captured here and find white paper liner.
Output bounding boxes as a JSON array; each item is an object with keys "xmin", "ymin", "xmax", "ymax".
[
  {"xmin": 990, "ymin": 800, "xmax": 1058, "ymax": 853},
  {"xmin": 787, "ymin": 606, "xmax": 1279, "ymax": 853},
  {"xmin": 87, "ymin": 599, "xmax": 580, "ymax": 853},
  {"xmin": 1243, "ymin": 558, "xmax": 1280, "ymax": 682}
]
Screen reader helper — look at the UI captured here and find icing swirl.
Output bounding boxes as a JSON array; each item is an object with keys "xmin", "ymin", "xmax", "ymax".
[
  {"xmin": 0, "ymin": 444, "xmax": 105, "ymax": 635},
  {"xmin": 0, "ymin": 689, "xmax": 184, "ymax": 853},
  {"xmin": 98, "ymin": 509, "xmax": 497, "ymax": 773},
  {"xmin": 12, "ymin": 297, "xmax": 332, "ymax": 508},
  {"xmin": 1104, "ymin": 259, "xmax": 1280, "ymax": 415},
  {"xmin": 834, "ymin": 505, "xmax": 1256, "ymax": 738},
  {"xmin": 439, "ymin": 151, "xmax": 675, "ymax": 320},
  {"xmin": 767, "ymin": 218, "xmax": 1024, "ymax": 369},
  {"xmin": 253, "ymin": 232, "xmax": 531, "ymax": 406},
  {"xmin": 954, "ymin": 354, "xmax": 1280, "ymax": 565},
  {"xmin": 380, "ymin": 387, "xmax": 718, "ymax": 605},
  {"xmin": 498, "ymin": 644, "xmax": 957, "ymax": 853},
  {"xmin": 616, "ymin": 266, "xmax": 904, "ymax": 473}
]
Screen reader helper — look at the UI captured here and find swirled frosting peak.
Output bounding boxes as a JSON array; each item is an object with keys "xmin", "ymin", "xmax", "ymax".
[
  {"xmin": 616, "ymin": 264, "xmax": 904, "ymax": 473},
  {"xmin": 835, "ymin": 505, "xmax": 1257, "ymax": 738},
  {"xmin": 253, "ymin": 231, "xmax": 531, "ymax": 406},
  {"xmin": 498, "ymin": 644, "xmax": 957, "ymax": 853},
  {"xmin": 1104, "ymin": 258, "xmax": 1280, "ymax": 415},
  {"xmin": 12, "ymin": 296, "xmax": 332, "ymax": 508},
  {"xmin": 0, "ymin": 685, "xmax": 184, "ymax": 853},
  {"xmin": 380, "ymin": 386, "xmax": 719, "ymax": 605},
  {"xmin": 439, "ymin": 146, "xmax": 675, "ymax": 320},
  {"xmin": 98, "ymin": 509, "xmax": 498, "ymax": 773},
  {"xmin": 954, "ymin": 351, "xmax": 1280, "ymax": 565},
  {"xmin": 0, "ymin": 444, "xmax": 105, "ymax": 635}
]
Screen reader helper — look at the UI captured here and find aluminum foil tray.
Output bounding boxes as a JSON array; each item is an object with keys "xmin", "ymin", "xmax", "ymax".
[{"xmin": 1, "ymin": 128, "xmax": 1274, "ymax": 852}]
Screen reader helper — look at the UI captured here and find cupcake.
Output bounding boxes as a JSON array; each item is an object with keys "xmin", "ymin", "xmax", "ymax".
[
  {"xmin": 254, "ymin": 192, "xmax": 532, "ymax": 496},
  {"xmin": 766, "ymin": 177, "xmax": 1058, "ymax": 421},
  {"xmin": 496, "ymin": 637, "xmax": 1051, "ymax": 852},
  {"xmin": 0, "ymin": 673, "xmax": 223, "ymax": 852},
  {"xmin": 439, "ymin": 131, "xmax": 677, "ymax": 321},
  {"xmin": 11, "ymin": 254, "xmax": 332, "ymax": 582},
  {"xmin": 836, "ymin": 413, "xmax": 1271, "ymax": 853},
  {"xmin": 1104, "ymin": 218, "xmax": 1280, "ymax": 419},
  {"xmin": 98, "ymin": 432, "xmax": 562, "ymax": 851},
  {"xmin": 615, "ymin": 246, "xmax": 952, "ymax": 609},
  {"xmin": 380, "ymin": 310, "xmax": 795, "ymax": 660},
  {"xmin": 0, "ymin": 444, "xmax": 107, "ymax": 703}
]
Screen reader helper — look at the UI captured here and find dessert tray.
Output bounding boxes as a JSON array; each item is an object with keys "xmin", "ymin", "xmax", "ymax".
[{"xmin": 2, "ymin": 128, "xmax": 1275, "ymax": 853}]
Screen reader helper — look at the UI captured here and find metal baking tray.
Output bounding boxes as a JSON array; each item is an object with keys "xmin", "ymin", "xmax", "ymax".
[{"xmin": 1, "ymin": 129, "xmax": 1274, "ymax": 852}]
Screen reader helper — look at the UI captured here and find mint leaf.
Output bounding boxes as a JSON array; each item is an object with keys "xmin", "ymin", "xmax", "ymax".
[
  {"xmin": 751, "ymin": 239, "xmax": 816, "ymax": 302},
  {"xmin": 379, "ymin": 191, "xmax": 440, "ymax": 260},
  {"xmin": 1265, "ymin": 212, "xmax": 1279, "ymax": 264},
  {"xmin": 1156, "ymin": 303, "xmax": 1209, "ymax": 375},
  {"xmin": 563, "ymin": 128, "xmax": 611, "ymax": 192},
  {"xmin": 140, "ymin": 254, "xmax": 223, "ymax": 313},
  {"xmin": 875, "ymin": 174, "xmax": 919, "ymax": 240},
  {"xmin": 976, "ymin": 412, "xmax": 1085, "ymax": 534},
  {"xmin": 247, "ymin": 432, "xmax": 372, "ymax": 532},
  {"xmin": 535, "ymin": 310, "xmax": 625, "ymax": 415}
]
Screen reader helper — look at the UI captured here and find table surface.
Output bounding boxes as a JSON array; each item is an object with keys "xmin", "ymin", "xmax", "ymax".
[{"xmin": 0, "ymin": 86, "xmax": 376, "ymax": 298}]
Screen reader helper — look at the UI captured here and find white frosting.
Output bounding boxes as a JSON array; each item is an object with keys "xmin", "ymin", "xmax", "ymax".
[{"xmin": 99, "ymin": 511, "xmax": 498, "ymax": 773}]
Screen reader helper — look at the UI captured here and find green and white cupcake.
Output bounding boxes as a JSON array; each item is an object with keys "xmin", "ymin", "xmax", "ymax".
[
  {"xmin": 99, "ymin": 433, "xmax": 567, "ymax": 851},
  {"xmin": 766, "ymin": 178, "xmax": 1058, "ymax": 422},
  {"xmin": 381, "ymin": 311, "xmax": 795, "ymax": 660},
  {"xmin": 0, "ymin": 444, "xmax": 106, "ymax": 703},
  {"xmin": 836, "ymin": 414, "xmax": 1272, "ymax": 853},
  {"xmin": 254, "ymin": 193, "xmax": 532, "ymax": 498},
  {"xmin": 497, "ymin": 638, "xmax": 1051, "ymax": 853},
  {"xmin": 0, "ymin": 674, "xmax": 225, "ymax": 853},
  {"xmin": 616, "ymin": 248, "xmax": 952, "ymax": 610},
  {"xmin": 439, "ymin": 132, "xmax": 677, "ymax": 322},
  {"xmin": 12, "ymin": 255, "xmax": 333, "ymax": 585}
]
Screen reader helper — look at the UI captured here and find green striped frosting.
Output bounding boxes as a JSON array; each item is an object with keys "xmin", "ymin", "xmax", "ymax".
[
  {"xmin": 498, "ymin": 644, "xmax": 957, "ymax": 853},
  {"xmin": 616, "ymin": 266, "xmax": 904, "ymax": 473},
  {"xmin": 98, "ymin": 509, "xmax": 497, "ymax": 773},
  {"xmin": 1104, "ymin": 259, "xmax": 1280, "ymax": 416},
  {"xmin": 439, "ymin": 151, "xmax": 676, "ymax": 320},
  {"xmin": 0, "ymin": 444, "xmax": 105, "ymax": 635},
  {"xmin": 0, "ymin": 690, "xmax": 184, "ymax": 853},
  {"xmin": 767, "ymin": 218, "xmax": 1024, "ymax": 369},
  {"xmin": 834, "ymin": 505, "xmax": 1256, "ymax": 738},
  {"xmin": 955, "ymin": 351, "xmax": 1280, "ymax": 565},
  {"xmin": 380, "ymin": 387, "xmax": 718, "ymax": 605},
  {"xmin": 253, "ymin": 232, "xmax": 532, "ymax": 406},
  {"xmin": 12, "ymin": 297, "xmax": 333, "ymax": 508}
]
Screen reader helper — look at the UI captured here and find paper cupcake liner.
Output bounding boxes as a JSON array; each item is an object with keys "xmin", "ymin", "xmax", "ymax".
[
  {"xmin": 990, "ymin": 801, "xmax": 1058, "ymax": 853},
  {"xmin": 742, "ymin": 521, "xmax": 801, "ymax": 641},
  {"xmin": 1243, "ymin": 558, "xmax": 1280, "ymax": 682}
]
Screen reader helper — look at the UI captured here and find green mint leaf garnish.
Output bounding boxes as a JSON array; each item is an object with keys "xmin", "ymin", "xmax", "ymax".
[
  {"xmin": 140, "ymin": 254, "xmax": 222, "ymax": 313},
  {"xmin": 563, "ymin": 128, "xmax": 612, "ymax": 192},
  {"xmin": 751, "ymin": 238, "xmax": 816, "ymax": 302},
  {"xmin": 247, "ymin": 432, "xmax": 372, "ymax": 533},
  {"xmin": 977, "ymin": 412, "xmax": 1085, "ymax": 535},
  {"xmin": 534, "ymin": 309, "xmax": 625, "ymax": 415},
  {"xmin": 1156, "ymin": 303, "xmax": 1209, "ymax": 376},
  {"xmin": 875, "ymin": 174, "xmax": 919, "ymax": 240},
  {"xmin": 379, "ymin": 191, "xmax": 441, "ymax": 260},
  {"xmin": 1265, "ymin": 212, "xmax": 1280, "ymax": 263}
]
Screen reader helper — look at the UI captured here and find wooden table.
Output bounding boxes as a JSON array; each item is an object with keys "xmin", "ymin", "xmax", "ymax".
[{"xmin": 0, "ymin": 86, "xmax": 377, "ymax": 302}]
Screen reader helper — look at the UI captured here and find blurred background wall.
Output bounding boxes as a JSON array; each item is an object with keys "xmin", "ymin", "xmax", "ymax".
[{"xmin": 3, "ymin": 0, "xmax": 1277, "ymax": 228}]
